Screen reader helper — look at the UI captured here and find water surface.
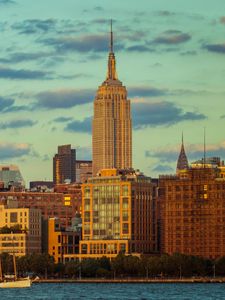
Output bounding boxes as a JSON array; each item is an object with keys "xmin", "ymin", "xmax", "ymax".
[{"xmin": 1, "ymin": 283, "xmax": 225, "ymax": 299}]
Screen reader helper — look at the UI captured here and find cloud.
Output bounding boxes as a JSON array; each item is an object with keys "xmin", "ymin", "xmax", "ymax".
[
  {"xmin": 34, "ymin": 89, "xmax": 94, "ymax": 109},
  {"xmin": 42, "ymin": 34, "xmax": 124, "ymax": 53},
  {"xmin": 204, "ymin": 43, "xmax": 225, "ymax": 54},
  {"xmin": 146, "ymin": 141, "xmax": 225, "ymax": 163},
  {"xmin": 129, "ymin": 86, "xmax": 167, "ymax": 98},
  {"xmin": 53, "ymin": 117, "xmax": 73, "ymax": 123},
  {"xmin": 0, "ymin": 96, "xmax": 14, "ymax": 111},
  {"xmin": 65, "ymin": 117, "xmax": 92, "ymax": 133},
  {"xmin": 0, "ymin": 0, "xmax": 15, "ymax": 4},
  {"xmin": 132, "ymin": 101, "xmax": 206, "ymax": 129},
  {"xmin": 126, "ymin": 45, "xmax": 151, "ymax": 52},
  {"xmin": 152, "ymin": 164, "xmax": 174, "ymax": 172},
  {"xmin": 153, "ymin": 30, "xmax": 191, "ymax": 45},
  {"xmin": 0, "ymin": 119, "xmax": 36, "ymax": 130},
  {"xmin": 12, "ymin": 19, "xmax": 57, "ymax": 34},
  {"xmin": 157, "ymin": 10, "xmax": 175, "ymax": 17},
  {"xmin": 0, "ymin": 142, "xmax": 32, "ymax": 160},
  {"xmin": 220, "ymin": 16, "xmax": 225, "ymax": 24},
  {"xmin": 0, "ymin": 66, "xmax": 51, "ymax": 80},
  {"xmin": 0, "ymin": 51, "xmax": 57, "ymax": 64}
]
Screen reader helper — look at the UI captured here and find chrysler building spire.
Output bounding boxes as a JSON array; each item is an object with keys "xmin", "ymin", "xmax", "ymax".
[{"xmin": 177, "ymin": 132, "xmax": 189, "ymax": 172}]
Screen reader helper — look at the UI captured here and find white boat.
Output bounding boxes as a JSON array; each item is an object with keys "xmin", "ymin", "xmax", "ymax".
[
  {"xmin": 0, "ymin": 277, "xmax": 31, "ymax": 288},
  {"xmin": 0, "ymin": 254, "xmax": 31, "ymax": 288}
]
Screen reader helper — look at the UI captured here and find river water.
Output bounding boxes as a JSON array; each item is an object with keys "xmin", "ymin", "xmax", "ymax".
[{"xmin": 1, "ymin": 283, "xmax": 225, "ymax": 299}]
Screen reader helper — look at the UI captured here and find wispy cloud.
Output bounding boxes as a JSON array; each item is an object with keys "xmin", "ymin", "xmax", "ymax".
[
  {"xmin": 64, "ymin": 117, "xmax": 92, "ymax": 133},
  {"xmin": 12, "ymin": 19, "xmax": 57, "ymax": 34},
  {"xmin": 220, "ymin": 16, "xmax": 225, "ymax": 24},
  {"xmin": 129, "ymin": 86, "xmax": 167, "ymax": 97},
  {"xmin": 0, "ymin": 66, "xmax": 51, "ymax": 80},
  {"xmin": 41, "ymin": 34, "xmax": 124, "ymax": 53},
  {"xmin": 34, "ymin": 89, "xmax": 94, "ymax": 109},
  {"xmin": 0, "ymin": 142, "xmax": 32, "ymax": 160},
  {"xmin": 152, "ymin": 164, "xmax": 174, "ymax": 172},
  {"xmin": 0, "ymin": 119, "xmax": 36, "ymax": 130},
  {"xmin": 153, "ymin": 30, "xmax": 191, "ymax": 45},
  {"xmin": 53, "ymin": 117, "xmax": 73, "ymax": 123},
  {"xmin": 0, "ymin": 0, "xmax": 15, "ymax": 5},
  {"xmin": 146, "ymin": 141, "xmax": 225, "ymax": 162},
  {"xmin": 132, "ymin": 101, "xmax": 206, "ymax": 129},
  {"xmin": 204, "ymin": 43, "xmax": 225, "ymax": 54}
]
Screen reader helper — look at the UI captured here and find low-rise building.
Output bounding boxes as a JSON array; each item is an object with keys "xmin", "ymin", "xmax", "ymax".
[
  {"xmin": 48, "ymin": 218, "xmax": 80, "ymax": 263},
  {"xmin": 0, "ymin": 202, "xmax": 41, "ymax": 256}
]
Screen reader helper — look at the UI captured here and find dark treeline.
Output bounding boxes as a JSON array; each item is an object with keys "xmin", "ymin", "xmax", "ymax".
[{"xmin": 1, "ymin": 252, "xmax": 225, "ymax": 278}]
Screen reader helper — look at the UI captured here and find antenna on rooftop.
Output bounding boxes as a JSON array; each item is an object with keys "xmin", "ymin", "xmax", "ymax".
[{"xmin": 203, "ymin": 127, "xmax": 206, "ymax": 168}]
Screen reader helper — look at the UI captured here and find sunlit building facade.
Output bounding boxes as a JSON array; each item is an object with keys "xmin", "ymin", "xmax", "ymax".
[
  {"xmin": 53, "ymin": 144, "xmax": 76, "ymax": 184},
  {"xmin": 79, "ymin": 169, "xmax": 156, "ymax": 259},
  {"xmin": 158, "ymin": 159, "xmax": 225, "ymax": 259},
  {"xmin": 92, "ymin": 24, "xmax": 132, "ymax": 175},
  {"xmin": 0, "ymin": 202, "xmax": 41, "ymax": 256}
]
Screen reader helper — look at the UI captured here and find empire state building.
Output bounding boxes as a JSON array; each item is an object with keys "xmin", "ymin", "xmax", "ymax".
[{"xmin": 92, "ymin": 23, "xmax": 132, "ymax": 175}]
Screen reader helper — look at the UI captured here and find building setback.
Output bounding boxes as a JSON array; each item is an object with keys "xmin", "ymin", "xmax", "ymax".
[
  {"xmin": 53, "ymin": 144, "xmax": 76, "ymax": 184},
  {"xmin": 92, "ymin": 23, "xmax": 132, "ymax": 175}
]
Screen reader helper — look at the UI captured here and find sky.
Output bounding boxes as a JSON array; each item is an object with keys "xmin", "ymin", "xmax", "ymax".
[{"xmin": 0, "ymin": 0, "xmax": 225, "ymax": 184}]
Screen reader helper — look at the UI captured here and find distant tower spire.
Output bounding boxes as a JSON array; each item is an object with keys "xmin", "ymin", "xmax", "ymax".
[
  {"xmin": 177, "ymin": 133, "xmax": 189, "ymax": 172},
  {"xmin": 106, "ymin": 19, "xmax": 117, "ymax": 80},
  {"xmin": 110, "ymin": 19, "xmax": 113, "ymax": 53},
  {"xmin": 203, "ymin": 127, "xmax": 206, "ymax": 168}
]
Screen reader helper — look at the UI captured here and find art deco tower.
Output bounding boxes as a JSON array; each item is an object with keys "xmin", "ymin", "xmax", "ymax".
[
  {"xmin": 92, "ymin": 23, "xmax": 132, "ymax": 175},
  {"xmin": 176, "ymin": 133, "xmax": 189, "ymax": 172}
]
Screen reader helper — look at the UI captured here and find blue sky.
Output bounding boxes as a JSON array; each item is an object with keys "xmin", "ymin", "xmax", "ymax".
[{"xmin": 0, "ymin": 0, "xmax": 225, "ymax": 184}]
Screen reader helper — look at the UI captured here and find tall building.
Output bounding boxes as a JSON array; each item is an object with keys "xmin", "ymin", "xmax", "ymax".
[
  {"xmin": 76, "ymin": 169, "xmax": 156, "ymax": 259},
  {"xmin": 92, "ymin": 23, "xmax": 132, "ymax": 175},
  {"xmin": 53, "ymin": 144, "xmax": 76, "ymax": 184},
  {"xmin": 158, "ymin": 157, "xmax": 225, "ymax": 259},
  {"xmin": 176, "ymin": 134, "xmax": 189, "ymax": 173}
]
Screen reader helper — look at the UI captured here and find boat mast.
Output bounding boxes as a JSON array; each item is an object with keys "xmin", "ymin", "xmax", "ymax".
[
  {"xmin": 13, "ymin": 254, "xmax": 17, "ymax": 281},
  {"xmin": 11, "ymin": 232, "xmax": 17, "ymax": 281},
  {"xmin": 0, "ymin": 256, "xmax": 3, "ymax": 281}
]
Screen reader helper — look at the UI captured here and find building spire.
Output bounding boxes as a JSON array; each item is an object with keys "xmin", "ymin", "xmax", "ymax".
[
  {"xmin": 106, "ymin": 19, "xmax": 117, "ymax": 81},
  {"xmin": 177, "ymin": 133, "xmax": 189, "ymax": 172},
  {"xmin": 110, "ymin": 19, "xmax": 113, "ymax": 53}
]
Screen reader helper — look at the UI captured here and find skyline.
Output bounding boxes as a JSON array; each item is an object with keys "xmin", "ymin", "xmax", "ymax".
[{"xmin": 0, "ymin": 0, "xmax": 225, "ymax": 184}]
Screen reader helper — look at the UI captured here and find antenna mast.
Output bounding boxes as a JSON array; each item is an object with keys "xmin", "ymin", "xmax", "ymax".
[{"xmin": 204, "ymin": 127, "xmax": 206, "ymax": 168}]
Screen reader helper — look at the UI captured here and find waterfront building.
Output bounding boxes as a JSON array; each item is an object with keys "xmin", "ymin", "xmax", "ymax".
[
  {"xmin": 76, "ymin": 160, "xmax": 92, "ymax": 183},
  {"xmin": 92, "ymin": 23, "xmax": 132, "ymax": 175},
  {"xmin": 0, "ymin": 164, "xmax": 25, "ymax": 189},
  {"xmin": 76, "ymin": 169, "xmax": 156, "ymax": 259},
  {"xmin": 158, "ymin": 157, "xmax": 225, "ymax": 259},
  {"xmin": 0, "ymin": 191, "xmax": 81, "ymax": 229},
  {"xmin": 0, "ymin": 201, "xmax": 41, "ymax": 256},
  {"xmin": 48, "ymin": 218, "xmax": 80, "ymax": 263},
  {"xmin": 53, "ymin": 145, "xmax": 76, "ymax": 184}
]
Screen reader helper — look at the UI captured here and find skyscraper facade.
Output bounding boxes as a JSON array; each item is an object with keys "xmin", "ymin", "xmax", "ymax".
[
  {"xmin": 53, "ymin": 144, "xmax": 76, "ymax": 184},
  {"xmin": 92, "ymin": 24, "xmax": 132, "ymax": 175}
]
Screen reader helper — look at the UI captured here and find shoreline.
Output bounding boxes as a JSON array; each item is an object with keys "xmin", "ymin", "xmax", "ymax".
[{"xmin": 32, "ymin": 278, "xmax": 225, "ymax": 284}]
